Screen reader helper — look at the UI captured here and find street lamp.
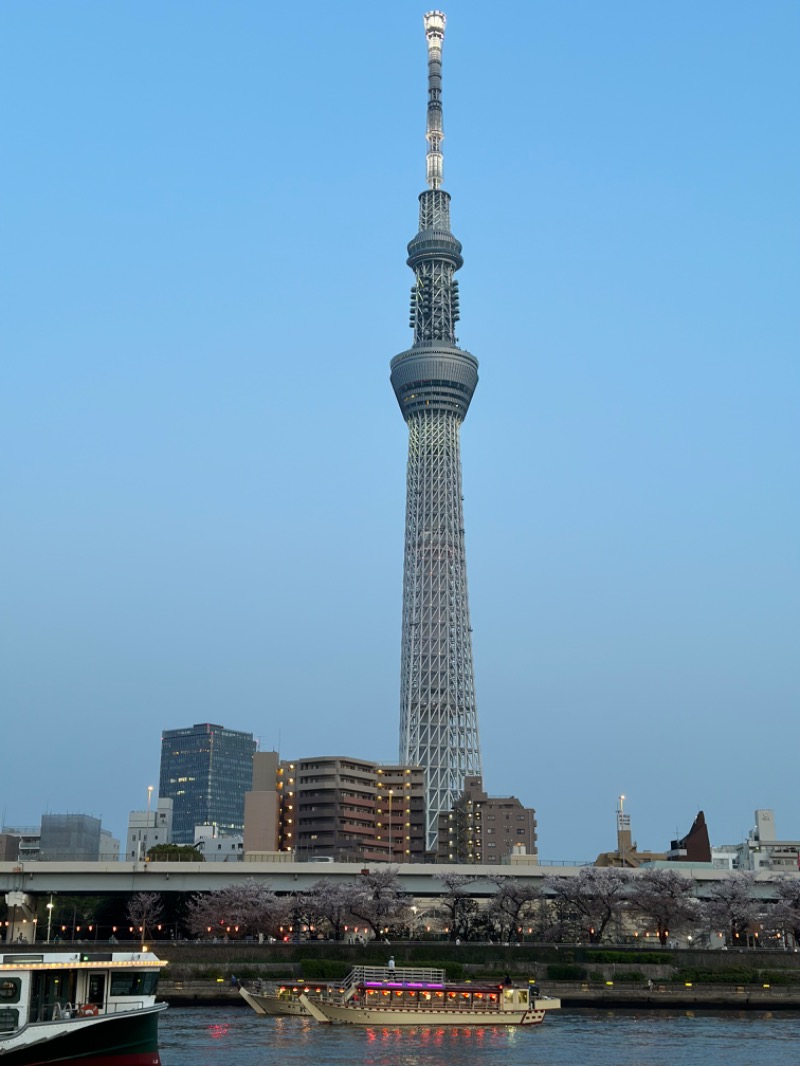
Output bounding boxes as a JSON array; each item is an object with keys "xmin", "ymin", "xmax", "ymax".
[
  {"xmin": 388, "ymin": 790, "xmax": 394, "ymax": 860},
  {"xmin": 46, "ymin": 896, "xmax": 54, "ymax": 944}
]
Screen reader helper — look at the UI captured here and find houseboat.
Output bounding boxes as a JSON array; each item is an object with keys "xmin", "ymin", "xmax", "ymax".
[
  {"xmin": 0, "ymin": 949, "xmax": 168, "ymax": 1065},
  {"xmin": 298, "ymin": 965, "xmax": 560, "ymax": 1027}
]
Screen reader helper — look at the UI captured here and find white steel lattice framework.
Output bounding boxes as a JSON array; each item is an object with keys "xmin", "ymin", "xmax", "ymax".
[{"xmin": 391, "ymin": 12, "xmax": 482, "ymax": 851}]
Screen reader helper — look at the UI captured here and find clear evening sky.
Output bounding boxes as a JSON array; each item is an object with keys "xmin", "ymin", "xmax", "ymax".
[{"xmin": 2, "ymin": 2, "xmax": 798, "ymax": 861}]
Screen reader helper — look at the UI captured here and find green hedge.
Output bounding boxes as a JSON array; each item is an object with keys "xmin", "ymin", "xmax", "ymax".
[
  {"xmin": 675, "ymin": 968, "xmax": 798, "ymax": 986},
  {"xmin": 301, "ymin": 960, "xmax": 352, "ymax": 979},
  {"xmin": 588, "ymin": 970, "xmax": 646, "ymax": 984},
  {"xmin": 588, "ymin": 951, "xmax": 671, "ymax": 964},
  {"xmin": 547, "ymin": 964, "xmax": 587, "ymax": 981},
  {"xmin": 427, "ymin": 962, "xmax": 464, "ymax": 980}
]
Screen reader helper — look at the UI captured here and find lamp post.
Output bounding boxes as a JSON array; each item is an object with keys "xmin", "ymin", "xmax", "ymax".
[{"xmin": 46, "ymin": 896, "xmax": 54, "ymax": 944}]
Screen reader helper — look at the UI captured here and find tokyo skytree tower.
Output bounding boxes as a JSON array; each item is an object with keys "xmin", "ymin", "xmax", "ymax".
[{"xmin": 391, "ymin": 11, "xmax": 482, "ymax": 851}]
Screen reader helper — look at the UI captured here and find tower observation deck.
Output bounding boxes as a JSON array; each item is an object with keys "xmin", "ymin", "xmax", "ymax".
[{"xmin": 391, "ymin": 11, "xmax": 482, "ymax": 852}]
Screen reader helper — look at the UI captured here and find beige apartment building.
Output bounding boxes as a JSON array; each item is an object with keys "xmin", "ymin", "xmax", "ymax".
[
  {"xmin": 267, "ymin": 754, "xmax": 426, "ymax": 861},
  {"xmin": 244, "ymin": 758, "xmax": 534, "ymax": 866}
]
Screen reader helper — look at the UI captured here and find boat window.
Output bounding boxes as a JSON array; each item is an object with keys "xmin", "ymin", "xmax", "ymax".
[
  {"xmin": 0, "ymin": 1008, "xmax": 19, "ymax": 1032},
  {"xmin": 29, "ymin": 969, "xmax": 76, "ymax": 1023},
  {"xmin": 0, "ymin": 979, "xmax": 21, "ymax": 1003},
  {"xmin": 88, "ymin": 973, "xmax": 106, "ymax": 1005},
  {"xmin": 110, "ymin": 971, "xmax": 159, "ymax": 997}
]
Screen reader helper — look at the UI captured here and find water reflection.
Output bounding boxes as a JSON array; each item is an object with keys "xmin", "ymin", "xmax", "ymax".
[{"xmin": 159, "ymin": 1006, "xmax": 800, "ymax": 1066}]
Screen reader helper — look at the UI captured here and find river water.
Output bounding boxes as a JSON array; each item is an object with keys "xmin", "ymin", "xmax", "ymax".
[{"xmin": 160, "ymin": 1006, "xmax": 800, "ymax": 1066}]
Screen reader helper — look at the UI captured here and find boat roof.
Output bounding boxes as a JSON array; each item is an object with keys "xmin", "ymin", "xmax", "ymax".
[
  {"xmin": 0, "ymin": 951, "xmax": 166, "ymax": 971},
  {"xmin": 359, "ymin": 980, "xmax": 506, "ymax": 994}
]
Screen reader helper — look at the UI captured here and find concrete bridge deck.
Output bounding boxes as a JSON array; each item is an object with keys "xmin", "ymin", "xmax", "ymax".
[{"xmin": 1, "ymin": 860, "xmax": 786, "ymax": 900}]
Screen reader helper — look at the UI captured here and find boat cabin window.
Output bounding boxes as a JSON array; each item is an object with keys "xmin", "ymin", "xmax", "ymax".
[
  {"xmin": 502, "ymin": 988, "xmax": 528, "ymax": 1008},
  {"xmin": 88, "ymin": 973, "xmax": 106, "ymax": 1005},
  {"xmin": 30, "ymin": 970, "xmax": 77, "ymax": 1023},
  {"xmin": 0, "ymin": 979, "xmax": 21, "ymax": 1003},
  {"xmin": 0, "ymin": 1008, "xmax": 19, "ymax": 1032},
  {"xmin": 110, "ymin": 971, "xmax": 159, "ymax": 997}
]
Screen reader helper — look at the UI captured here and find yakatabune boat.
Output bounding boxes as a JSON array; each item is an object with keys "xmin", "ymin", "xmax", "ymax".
[
  {"xmin": 0, "ymin": 949, "xmax": 168, "ymax": 1065},
  {"xmin": 239, "ymin": 979, "xmax": 342, "ymax": 1016},
  {"xmin": 298, "ymin": 965, "xmax": 560, "ymax": 1027}
]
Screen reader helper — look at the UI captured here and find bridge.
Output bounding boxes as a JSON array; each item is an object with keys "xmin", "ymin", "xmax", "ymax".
[{"xmin": 0, "ymin": 858, "xmax": 782, "ymax": 900}]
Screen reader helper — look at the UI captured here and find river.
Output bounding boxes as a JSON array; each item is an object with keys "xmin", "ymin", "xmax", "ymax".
[{"xmin": 159, "ymin": 1006, "xmax": 800, "ymax": 1065}]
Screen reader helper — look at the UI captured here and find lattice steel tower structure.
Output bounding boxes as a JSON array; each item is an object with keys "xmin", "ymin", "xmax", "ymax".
[{"xmin": 391, "ymin": 11, "xmax": 482, "ymax": 851}]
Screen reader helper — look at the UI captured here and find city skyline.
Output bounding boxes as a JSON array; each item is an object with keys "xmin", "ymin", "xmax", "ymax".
[{"xmin": 2, "ymin": 3, "xmax": 798, "ymax": 860}]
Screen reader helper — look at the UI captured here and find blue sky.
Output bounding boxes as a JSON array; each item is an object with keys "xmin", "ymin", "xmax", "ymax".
[{"xmin": 2, "ymin": 1, "xmax": 798, "ymax": 861}]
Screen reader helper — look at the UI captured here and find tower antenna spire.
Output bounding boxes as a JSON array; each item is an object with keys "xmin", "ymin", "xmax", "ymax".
[{"xmin": 423, "ymin": 11, "xmax": 446, "ymax": 190}]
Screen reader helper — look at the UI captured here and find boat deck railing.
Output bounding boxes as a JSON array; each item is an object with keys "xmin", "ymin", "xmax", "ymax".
[
  {"xmin": 247, "ymin": 980, "xmax": 340, "ymax": 1000},
  {"xmin": 343, "ymin": 965, "xmax": 447, "ymax": 996},
  {"xmin": 44, "ymin": 999, "xmax": 151, "ymax": 1022}
]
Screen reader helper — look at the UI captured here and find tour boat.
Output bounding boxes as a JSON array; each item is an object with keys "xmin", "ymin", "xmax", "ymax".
[
  {"xmin": 239, "ymin": 979, "xmax": 342, "ymax": 1016},
  {"xmin": 298, "ymin": 965, "xmax": 560, "ymax": 1027},
  {"xmin": 0, "ymin": 949, "xmax": 168, "ymax": 1065}
]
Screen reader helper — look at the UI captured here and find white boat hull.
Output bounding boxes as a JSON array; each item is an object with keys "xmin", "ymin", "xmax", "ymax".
[{"xmin": 299, "ymin": 995, "xmax": 559, "ymax": 1027}]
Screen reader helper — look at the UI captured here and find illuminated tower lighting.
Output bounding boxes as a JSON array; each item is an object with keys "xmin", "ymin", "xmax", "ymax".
[{"xmin": 392, "ymin": 11, "xmax": 481, "ymax": 851}]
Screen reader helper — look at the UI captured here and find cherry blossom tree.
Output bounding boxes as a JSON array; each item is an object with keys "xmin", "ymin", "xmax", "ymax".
[
  {"xmin": 348, "ymin": 867, "xmax": 411, "ymax": 938},
  {"xmin": 126, "ymin": 892, "xmax": 164, "ymax": 943},
  {"xmin": 703, "ymin": 872, "xmax": 760, "ymax": 947},
  {"xmin": 626, "ymin": 868, "xmax": 699, "ymax": 945},
  {"xmin": 545, "ymin": 867, "xmax": 630, "ymax": 943},
  {"xmin": 434, "ymin": 873, "xmax": 481, "ymax": 941},
  {"xmin": 185, "ymin": 880, "xmax": 286, "ymax": 939},
  {"xmin": 486, "ymin": 876, "xmax": 542, "ymax": 942},
  {"xmin": 764, "ymin": 876, "xmax": 800, "ymax": 948},
  {"xmin": 303, "ymin": 879, "xmax": 356, "ymax": 941}
]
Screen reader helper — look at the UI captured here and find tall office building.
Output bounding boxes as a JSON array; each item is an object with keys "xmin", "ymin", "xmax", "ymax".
[
  {"xmin": 392, "ymin": 12, "xmax": 481, "ymax": 850},
  {"xmin": 159, "ymin": 722, "xmax": 256, "ymax": 844}
]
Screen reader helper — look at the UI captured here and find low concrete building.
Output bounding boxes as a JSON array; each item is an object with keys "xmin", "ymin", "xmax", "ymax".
[
  {"xmin": 39, "ymin": 814, "xmax": 102, "ymax": 862},
  {"xmin": 125, "ymin": 798, "xmax": 174, "ymax": 861},
  {"xmin": 194, "ymin": 824, "xmax": 244, "ymax": 861},
  {"xmin": 6, "ymin": 816, "xmax": 121, "ymax": 863},
  {"xmin": 0, "ymin": 834, "xmax": 21, "ymax": 862},
  {"xmin": 713, "ymin": 810, "xmax": 800, "ymax": 873}
]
